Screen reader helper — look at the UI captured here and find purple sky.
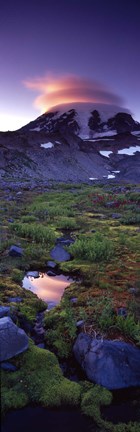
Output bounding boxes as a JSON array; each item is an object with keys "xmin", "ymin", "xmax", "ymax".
[{"xmin": 0, "ymin": 0, "xmax": 140, "ymax": 130}]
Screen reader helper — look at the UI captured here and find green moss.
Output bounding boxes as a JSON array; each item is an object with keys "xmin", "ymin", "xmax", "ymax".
[
  {"xmin": 11, "ymin": 268, "xmax": 24, "ymax": 283},
  {"xmin": 81, "ymin": 384, "xmax": 112, "ymax": 425},
  {"xmin": 81, "ymin": 385, "xmax": 140, "ymax": 431},
  {"xmin": 1, "ymin": 341, "xmax": 81, "ymax": 414},
  {"xmin": 44, "ymin": 300, "xmax": 77, "ymax": 359}
]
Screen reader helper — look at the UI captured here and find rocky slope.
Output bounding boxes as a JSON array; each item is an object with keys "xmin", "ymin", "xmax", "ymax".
[{"xmin": 0, "ymin": 103, "xmax": 140, "ymax": 183}]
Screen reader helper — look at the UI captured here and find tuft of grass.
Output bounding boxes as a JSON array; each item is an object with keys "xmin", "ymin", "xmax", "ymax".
[
  {"xmin": 69, "ymin": 232, "xmax": 114, "ymax": 262},
  {"xmin": 10, "ymin": 222, "xmax": 55, "ymax": 245},
  {"xmin": 121, "ymin": 214, "xmax": 140, "ymax": 225},
  {"xmin": 11, "ymin": 268, "xmax": 24, "ymax": 283},
  {"xmin": 57, "ymin": 217, "xmax": 78, "ymax": 230}
]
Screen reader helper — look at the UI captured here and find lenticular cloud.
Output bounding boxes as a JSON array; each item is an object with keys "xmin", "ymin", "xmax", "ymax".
[{"xmin": 24, "ymin": 74, "xmax": 123, "ymax": 113}]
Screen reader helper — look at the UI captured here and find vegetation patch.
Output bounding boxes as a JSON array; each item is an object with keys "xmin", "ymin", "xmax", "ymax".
[{"xmin": 0, "ymin": 182, "xmax": 140, "ymax": 430}]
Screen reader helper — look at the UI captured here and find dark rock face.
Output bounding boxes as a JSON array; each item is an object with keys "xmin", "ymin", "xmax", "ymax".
[
  {"xmin": 73, "ymin": 333, "xmax": 140, "ymax": 390},
  {"xmin": 50, "ymin": 245, "xmax": 71, "ymax": 262},
  {"xmin": 9, "ymin": 245, "xmax": 23, "ymax": 257},
  {"xmin": 21, "ymin": 108, "xmax": 80, "ymax": 135},
  {"xmin": 107, "ymin": 112, "xmax": 138, "ymax": 134},
  {"xmin": 88, "ymin": 110, "xmax": 101, "ymax": 132},
  {"xmin": 0, "ymin": 317, "xmax": 28, "ymax": 362}
]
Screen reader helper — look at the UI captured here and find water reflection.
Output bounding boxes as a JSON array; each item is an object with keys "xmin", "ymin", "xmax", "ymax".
[{"xmin": 22, "ymin": 272, "xmax": 73, "ymax": 306}]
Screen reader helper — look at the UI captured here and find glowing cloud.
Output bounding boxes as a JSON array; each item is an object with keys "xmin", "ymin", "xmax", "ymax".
[{"xmin": 24, "ymin": 74, "xmax": 123, "ymax": 113}]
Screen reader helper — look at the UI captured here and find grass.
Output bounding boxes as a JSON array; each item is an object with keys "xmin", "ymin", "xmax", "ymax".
[
  {"xmin": 69, "ymin": 232, "xmax": 114, "ymax": 262},
  {"xmin": 10, "ymin": 222, "xmax": 56, "ymax": 244}
]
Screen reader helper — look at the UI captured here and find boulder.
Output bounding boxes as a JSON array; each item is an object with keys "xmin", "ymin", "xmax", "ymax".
[
  {"xmin": 70, "ymin": 297, "xmax": 78, "ymax": 304},
  {"xmin": 112, "ymin": 213, "xmax": 122, "ymax": 219},
  {"xmin": 0, "ymin": 317, "xmax": 28, "ymax": 362},
  {"xmin": 8, "ymin": 297, "xmax": 23, "ymax": 303},
  {"xmin": 0, "ymin": 306, "xmax": 10, "ymax": 318},
  {"xmin": 73, "ymin": 333, "xmax": 140, "ymax": 390},
  {"xmin": 76, "ymin": 320, "xmax": 85, "ymax": 328},
  {"xmin": 117, "ymin": 307, "xmax": 127, "ymax": 317},
  {"xmin": 9, "ymin": 245, "xmax": 23, "ymax": 257},
  {"xmin": 56, "ymin": 237, "xmax": 74, "ymax": 246},
  {"xmin": 47, "ymin": 260, "xmax": 57, "ymax": 269},
  {"xmin": 47, "ymin": 270, "xmax": 56, "ymax": 276},
  {"xmin": 50, "ymin": 245, "xmax": 71, "ymax": 262},
  {"xmin": 26, "ymin": 271, "xmax": 39, "ymax": 278}
]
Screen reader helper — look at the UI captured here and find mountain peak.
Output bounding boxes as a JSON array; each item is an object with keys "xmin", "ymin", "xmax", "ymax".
[{"xmin": 20, "ymin": 102, "xmax": 139, "ymax": 138}]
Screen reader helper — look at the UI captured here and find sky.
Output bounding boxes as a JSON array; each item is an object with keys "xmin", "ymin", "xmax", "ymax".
[{"xmin": 0, "ymin": 0, "xmax": 140, "ymax": 131}]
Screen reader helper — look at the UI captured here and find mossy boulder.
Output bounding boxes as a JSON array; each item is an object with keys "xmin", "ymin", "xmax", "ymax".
[
  {"xmin": 1, "ymin": 341, "xmax": 81, "ymax": 415},
  {"xmin": 73, "ymin": 333, "xmax": 140, "ymax": 389}
]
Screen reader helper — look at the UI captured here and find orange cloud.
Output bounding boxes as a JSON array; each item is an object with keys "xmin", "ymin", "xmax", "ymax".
[{"xmin": 24, "ymin": 74, "xmax": 123, "ymax": 113}]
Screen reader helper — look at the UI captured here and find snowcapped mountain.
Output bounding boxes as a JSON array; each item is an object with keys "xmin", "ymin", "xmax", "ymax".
[
  {"xmin": 20, "ymin": 102, "xmax": 140, "ymax": 138},
  {"xmin": 0, "ymin": 102, "xmax": 140, "ymax": 184}
]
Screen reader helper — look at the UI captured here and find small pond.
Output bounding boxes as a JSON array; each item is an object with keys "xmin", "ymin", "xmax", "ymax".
[
  {"xmin": 1, "ymin": 406, "xmax": 94, "ymax": 432},
  {"xmin": 22, "ymin": 272, "xmax": 74, "ymax": 308}
]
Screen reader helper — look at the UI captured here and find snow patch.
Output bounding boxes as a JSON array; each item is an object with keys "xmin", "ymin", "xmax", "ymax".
[
  {"xmin": 107, "ymin": 174, "xmax": 116, "ymax": 179},
  {"xmin": 87, "ymin": 138, "xmax": 114, "ymax": 142},
  {"xmin": 103, "ymin": 174, "xmax": 116, "ymax": 179},
  {"xmin": 40, "ymin": 142, "xmax": 54, "ymax": 149},
  {"xmin": 112, "ymin": 170, "xmax": 120, "ymax": 174},
  {"xmin": 30, "ymin": 126, "xmax": 41, "ymax": 131},
  {"xmin": 100, "ymin": 150, "xmax": 113, "ymax": 158},
  {"xmin": 118, "ymin": 146, "xmax": 140, "ymax": 155},
  {"xmin": 93, "ymin": 130, "xmax": 117, "ymax": 138},
  {"xmin": 89, "ymin": 177, "xmax": 98, "ymax": 180},
  {"xmin": 131, "ymin": 131, "xmax": 140, "ymax": 136}
]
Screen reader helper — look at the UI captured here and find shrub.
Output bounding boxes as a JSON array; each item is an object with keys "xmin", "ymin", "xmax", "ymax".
[
  {"xmin": 121, "ymin": 214, "xmax": 140, "ymax": 225},
  {"xmin": 115, "ymin": 314, "xmax": 140, "ymax": 343},
  {"xmin": 10, "ymin": 222, "xmax": 55, "ymax": 245},
  {"xmin": 69, "ymin": 232, "xmax": 114, "ymax": 262},
  {"xmin": 21, "ymin": 215, "xmax": 37, "ymax": 223},
  {"xmin": 57, "ymin": 217, "xmax": 78, "ymax": 230}
]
